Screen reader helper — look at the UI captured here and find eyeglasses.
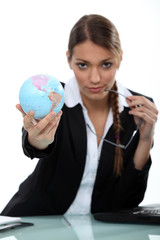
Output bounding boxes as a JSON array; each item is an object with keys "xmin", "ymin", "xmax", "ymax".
[{"xmin": 87, "ymin": 89, "xmax": 142, "ymax": 149}]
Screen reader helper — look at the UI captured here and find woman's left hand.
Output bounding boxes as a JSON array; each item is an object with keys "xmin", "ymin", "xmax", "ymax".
[{"xmin": 126, "ymin": 95, "xmax": 158, "ymax": 142}]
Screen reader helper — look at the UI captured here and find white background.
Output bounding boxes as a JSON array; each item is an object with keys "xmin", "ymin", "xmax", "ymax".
[{"xmin": 0, "ymin": 0, "xmax": 159, "ymax": 213}]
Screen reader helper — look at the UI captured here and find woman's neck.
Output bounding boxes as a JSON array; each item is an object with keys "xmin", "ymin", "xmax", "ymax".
[
  {"xmin": 81, "ymin": 95, "xmax": 110, "ymax": 146},
  {"xmin": 82, "ymin": 95, "xmax": 110, "ymax": 114}
]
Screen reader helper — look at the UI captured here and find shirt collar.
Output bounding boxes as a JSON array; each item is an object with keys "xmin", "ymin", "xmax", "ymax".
[
  {"xmin": 64, "ymin": 77, "xmax": 132, "ymax": 111},
  {"xmin": 64, "ymin": 77, "xmax": 83, "ymax": 108}
]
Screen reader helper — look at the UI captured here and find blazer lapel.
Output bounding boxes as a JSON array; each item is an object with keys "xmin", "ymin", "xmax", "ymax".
[{"xmin": 64, "ymin": 104, "xmax": 87, "ymax": 171}]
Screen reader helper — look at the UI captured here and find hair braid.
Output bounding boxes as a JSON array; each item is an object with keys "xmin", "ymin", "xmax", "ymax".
[{"xmin": 109, "ymin": 81, "xmax": 123, "ymax": 176}]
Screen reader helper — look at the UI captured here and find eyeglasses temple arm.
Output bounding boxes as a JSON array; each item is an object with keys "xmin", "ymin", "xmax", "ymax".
[
  {"xmin": 87, "ymin": 124, "xmax": 125, "ymax": 149},
  {"xmin": 104, "ymin": 89, "xmax": 132, "ymax": 103},
  {"xmin": 124, "ymin": 118, "xmax": 143, "ymax": 149}
]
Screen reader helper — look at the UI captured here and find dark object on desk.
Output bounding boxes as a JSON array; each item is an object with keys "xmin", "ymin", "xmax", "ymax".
[
  {"xmin": 93, "ymin": 204, "xmax": 160, "ymax": 224},
  {"xmin": 0, "ymin": 222, "xmax": 34, "ymax": 232}
]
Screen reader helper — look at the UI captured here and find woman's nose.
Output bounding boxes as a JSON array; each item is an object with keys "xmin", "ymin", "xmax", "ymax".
[{"xmin": 89, "ymin": 68, "xmax": 100, "ymax": 84}]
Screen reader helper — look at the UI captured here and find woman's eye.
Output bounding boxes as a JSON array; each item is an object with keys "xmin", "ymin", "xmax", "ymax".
[
  {"xmin": 77, "ymin": 63, "xmax": 87, "ymax": 69},
  {"xmin": 102, "ymin": 62, "xmax": 112, "ymax": 68}
]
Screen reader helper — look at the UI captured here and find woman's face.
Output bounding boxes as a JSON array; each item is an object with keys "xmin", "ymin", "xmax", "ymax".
[{"xmin": 67, "ymin": 40, "xmax": 121, "ymax": 104}]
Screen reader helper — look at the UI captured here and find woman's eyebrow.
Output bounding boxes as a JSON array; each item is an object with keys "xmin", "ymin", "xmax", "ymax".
[
  {"xmin": 101, "ymin": 58, "xmax": 113, "ymax": 62},
  {"xmin": 75, "ymin": 58, "xmax": 113, "ymax": 63},
  {"xmin": 75, "ymin": 58, "xmax": 89, "ymax": 63}
]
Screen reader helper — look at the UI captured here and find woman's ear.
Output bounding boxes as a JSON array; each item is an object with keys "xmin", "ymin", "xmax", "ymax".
[
  {"xmin": 120, "ymin": 50, "xmax": 123, "ymax": 61},
  {"xmin": 66, "ymin": 51, "xmax": 72, "ymax": 69},
  {"xmin": 66, "ymin": 50, "xmax": 69, "ymax": 60},
  {"xmin": 117, "ymin": 50, "xmax": 123, "ymax": 68}
]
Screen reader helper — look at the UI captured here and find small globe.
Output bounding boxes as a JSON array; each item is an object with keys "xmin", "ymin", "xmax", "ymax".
[{"xmin": 19, "ymin": 74, "xmax": 65, "ymax": 119}]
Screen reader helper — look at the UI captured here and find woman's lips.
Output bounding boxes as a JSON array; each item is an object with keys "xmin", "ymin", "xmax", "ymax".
[{"xmin": 88, "ymin": 86, "xmax": 104, "ymax": 93}]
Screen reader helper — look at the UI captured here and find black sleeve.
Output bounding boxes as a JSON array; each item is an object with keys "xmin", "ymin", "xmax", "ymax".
[
  {"xmin": 111, "ymin": 155, "xmax": 151, "ymax": 209},
  {"xmin": 22, "ymin": 128, "xmax": 56, "ymax": 159}
]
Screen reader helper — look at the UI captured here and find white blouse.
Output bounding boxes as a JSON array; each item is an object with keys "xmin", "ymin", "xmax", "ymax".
[{"xmin": 64, "ymin": 77, "xmax": 131, "ymax": 215}]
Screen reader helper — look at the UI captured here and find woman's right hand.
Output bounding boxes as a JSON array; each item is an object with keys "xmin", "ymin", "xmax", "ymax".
[{"xmin": 16, "ymin": 104, "xmax": 62, "ymax": 150}]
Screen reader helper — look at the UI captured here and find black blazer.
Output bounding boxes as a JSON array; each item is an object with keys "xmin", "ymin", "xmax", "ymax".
[{"xmin": 1, "ymin": 90, "xmax": 152, "ymax": 217}]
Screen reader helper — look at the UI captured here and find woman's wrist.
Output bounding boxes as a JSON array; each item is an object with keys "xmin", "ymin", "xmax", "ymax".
[
  {"xmin": 28, "ymin": 136, "xmax": 50, "ymax": 150},
  {"xmin": 133, "ymin": 138, "xmax": 153, "ymax": 170}
]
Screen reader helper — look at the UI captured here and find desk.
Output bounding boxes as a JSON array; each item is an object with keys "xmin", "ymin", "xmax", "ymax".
[{"xmin": 0, "ymin": 215, "xmax": 160, "ymax": 240}]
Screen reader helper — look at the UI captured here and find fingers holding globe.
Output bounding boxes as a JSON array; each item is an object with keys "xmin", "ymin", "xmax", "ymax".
[{"xmin": 19, "ymin": 74, "xmax": 65, "ymax": 119}]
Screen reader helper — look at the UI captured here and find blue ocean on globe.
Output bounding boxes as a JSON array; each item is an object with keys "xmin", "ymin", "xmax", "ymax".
[{"xmin": 19, "ymin": 74, "xmax": 65, "ymax": 119}]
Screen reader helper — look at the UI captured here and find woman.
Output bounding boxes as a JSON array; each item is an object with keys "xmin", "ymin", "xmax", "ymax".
[{"xmin": 1, "ymin": 14, "xmax": 158, "ymax": 216}]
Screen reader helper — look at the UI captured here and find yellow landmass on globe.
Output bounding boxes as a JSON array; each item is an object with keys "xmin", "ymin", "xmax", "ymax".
[{"xmin": 49, "ymin": 91, "xmax": 62, "ymax": 111}]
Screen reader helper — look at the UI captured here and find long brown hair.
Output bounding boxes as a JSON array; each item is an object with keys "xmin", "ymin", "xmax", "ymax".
[{"xmin": 68, "ymin": 14, "xmax": 123, "ymax": 175}]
